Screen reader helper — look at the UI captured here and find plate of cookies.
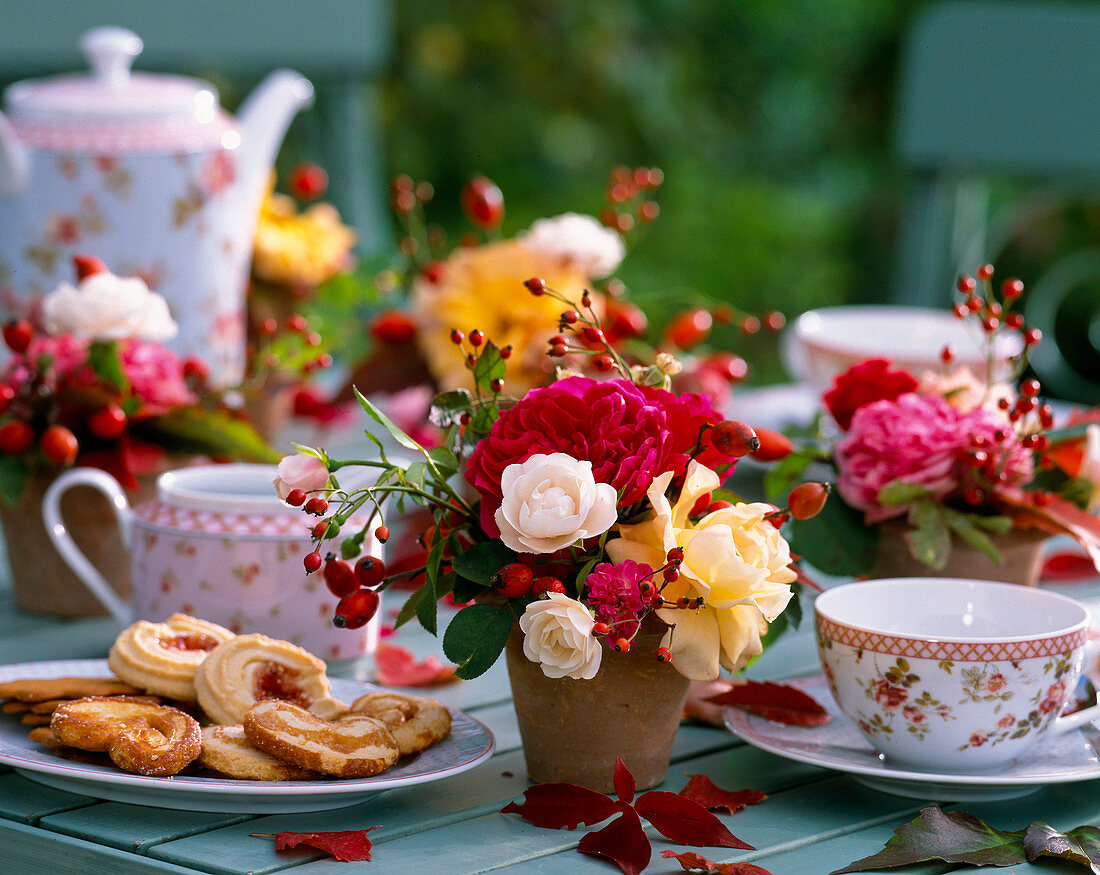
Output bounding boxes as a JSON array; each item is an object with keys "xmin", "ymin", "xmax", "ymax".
[{"xmin": 0, "ymin": 615, "xmax": 494, "ymax": 813}]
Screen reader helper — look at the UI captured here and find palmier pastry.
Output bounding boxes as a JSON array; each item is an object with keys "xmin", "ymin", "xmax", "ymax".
[
  {"xmin": 194, "ymin": 633, "xmax": 346, "ymax": 725},
  {"xmin": 109, "ymin": 614, "xmax": 235, "ymax": 701},
  {"xmin": 199, "ymin": 725, "xmax": 318, "ymax": 781},
  {"xmin": 50, "ymin": 696, "xmax": 202, "ymax": 776},
  {"xmin": 349, "ymin": 691, "xmax": 451, "ymax": 755},
  {"xmin": 243, "ymin": 700, "xmax": 399, "ymax": 778},
  {"xmin": 0, "ymin": 676, "xmax": 140, "ymax": 702}
]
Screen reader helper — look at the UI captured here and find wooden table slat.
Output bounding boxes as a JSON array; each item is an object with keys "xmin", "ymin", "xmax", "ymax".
[{"xmin": 0, "ymin": 771, "xmax": 98, "ymax": 823}]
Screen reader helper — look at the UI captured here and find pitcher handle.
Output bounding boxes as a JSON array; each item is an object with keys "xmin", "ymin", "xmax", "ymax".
[{"xmin": 42, "ymin": 467, "xmax": 134, "ymax": 624}]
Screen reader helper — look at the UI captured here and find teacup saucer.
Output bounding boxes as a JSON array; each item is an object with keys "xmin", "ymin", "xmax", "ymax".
[{"xmin": 724, "ymin": 675, "xmax": 1100, "ymax": 801}]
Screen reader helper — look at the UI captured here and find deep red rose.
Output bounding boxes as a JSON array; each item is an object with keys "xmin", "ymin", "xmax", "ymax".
[{"xmin": 823, "ymin": 358, "xmax": 919, "ymax": 430}]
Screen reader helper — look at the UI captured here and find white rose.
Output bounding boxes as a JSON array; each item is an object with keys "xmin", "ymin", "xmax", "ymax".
[
  {"xmin": 41, "ymin": 272, "xmax": 178, "ymax": 342},
  {"xmin": 522, "ymin": 212, "xmax": 626, "ymax": 278},
  {"xmin": 495, "ymin": 453, "xmax": 617, "ymax": 554},
  {"xmin": 519, "ymin": 591, "xmax": 602, "ymax": 680}
]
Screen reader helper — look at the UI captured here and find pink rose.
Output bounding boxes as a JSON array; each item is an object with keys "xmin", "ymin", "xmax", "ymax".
[
  {"xmin": 985, "ymin": 673, "xmax": 1008, "ymax": 693},
  {"xmin": 274, "ymin": 453, "xmax": 329, "ymax": 501},
  {"xmin": 117, "ymin": 339, "xmax": 196, "ymax": 411},
  {"xmin": 872, "ymin": 679, "xmax": 908, "ymax": 710},
  {"xmin": 835, "ymin": 393, "xmax": 963, "ymax": 523},
  {"xmin": 902, "ymin": 705, "xmax": 925, "ymax": 724},
  {"xmin": 969, "ymin": 731, "xmax": 988, "ymax": 747},
  {"xmin": 997, "ymin": 714, "xmax": 1016, "ymax": 730}
]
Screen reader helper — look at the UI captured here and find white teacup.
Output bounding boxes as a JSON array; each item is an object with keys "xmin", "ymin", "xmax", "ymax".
[
  {"xmin": 43, "ymin": 464, "xmax": 379, "ymax": 664},
  {"xmin": 815, "ymin": 578, "xmax": 1100, "ymax": 773}
]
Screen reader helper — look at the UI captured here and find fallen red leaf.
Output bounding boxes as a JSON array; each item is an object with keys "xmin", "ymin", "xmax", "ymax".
[
  {"xmin": 373, "ymin": 642, "xmax": 458, "ymax": 687},
  {"xmin": 661, "ymin": 849, "xmax": 774, "ymax": 874},
  {"xmin": 614, "ymin": 756, "xmax": 636, "ymax": 805},
  {"xmin": 578, "ymin": 802, "xmax": 651, "ymax": 875},
  {"xmin": 264, "ymin": 827, "xmax": 380, "ymax": 862},
  {"xmin": 500, "ymin": 782, "xmax": 619, "ymax": 829},
  {"xmin": 679, "ymin": 774, "xmax": 767, "ymax": 815},
  {"xmin": 706, "ymin": 680, "xmax": 830, "ymax": 727},
  {"xmin": 1041, "ymin": 551, "xmax": 1098, "ymax": 581},
  {"xmin": 634, "ymin": 791, "xmax": 754, "ymax": 849}
]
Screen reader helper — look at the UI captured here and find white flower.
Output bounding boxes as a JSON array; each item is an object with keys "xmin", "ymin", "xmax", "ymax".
[
  {"xmin": 495, "ymin": 453, "xmax": 617, "ymax": 554},
  {"xmin": 274, "ymin": 452, "xmax": 329, "ymax": 501},
  {"xmin": 519, "ymin": 592, "xmax": 602, "ymax": 679},
  {"xmin": 522, "ymin": 212, "xmax": 626, "ymax": 278},
  {"xmin": 41, "ymin": 272, "xmax": 178, "ymax": 342}
]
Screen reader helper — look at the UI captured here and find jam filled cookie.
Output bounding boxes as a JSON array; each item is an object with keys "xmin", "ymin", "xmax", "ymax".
[
  {"xmin": 349, "ymin": 691, "xmax": 451, "ymax": 755},
  {"xmin": 243, "ymin": 700, "xmax": 400, "ymax": 778},
  {"xmin": 199, "ymin": 724, "xmax": 318, "ymax": 781},
  {"xmin": 194, "ymin": 633, "xmax": 347, "ymax": 725},
  {"xmin": 108, "ymin": 614, "xmax": 235, "ymax": 701},
  {"xmin": 50, "ymin": 696, "xmax": 201, "ymax": 777}
]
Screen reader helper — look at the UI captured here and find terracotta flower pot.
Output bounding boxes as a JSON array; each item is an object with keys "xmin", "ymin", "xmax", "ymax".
[
  {"xmin": 868, "ymin": 518, "xmax": 1048, "ymax": 587},
  {"xmin": 505, "ymin": 617, "xmax": 690, "ymax": 793}
]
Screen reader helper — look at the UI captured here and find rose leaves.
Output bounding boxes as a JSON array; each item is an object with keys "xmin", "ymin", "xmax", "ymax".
[
  {"xmin": 679, "ymin": 774, "xmax": 766, "ymax": 815},
  {"xmin": 373, "ymin": 642, "xmax": 458, "ymax": 686},
  {"xmin": 706, "ymin": 679, "xmax": 830, "ymax": 727},
  {"xmin": 833, "ymin": 807, "xmax": 1100, "ymax": 874},
  {"xmin": 501, "ymin": 759, "xmax": 760, "ymax": 875},
  {"xmin": 662, "ymin": 850, "xmax": 774, "ymax": 874},
  {"xmin": 253, "ymin": 827, "xmax": 380, "ymax": 862}
]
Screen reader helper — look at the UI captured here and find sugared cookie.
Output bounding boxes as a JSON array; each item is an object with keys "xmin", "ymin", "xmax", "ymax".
[
  {"xmin": 349, "ymin": 691, "xmax": 451, "ymax": 755},
  {"xmin": 199, "ymin": 724, "xmax": 318, "ymax": 781},
  {"xmin": 109, "ymin": 614, "xmax": 235, "ymax": 701}
]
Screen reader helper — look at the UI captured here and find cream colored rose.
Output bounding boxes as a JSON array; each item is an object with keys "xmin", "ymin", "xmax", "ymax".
[
  {"xmin": 522, "ymin": 212, "xmax": 626, "ymax": 278},
  {"xmin": 41, "ymin": 272, "xmax": 178, "ymax": 342},
  {"xmin": 519, "ymin": 591, "xmax": 602, "ymax": 680},
  {"xmin": 274, "ymin": 452, "xmax": 329, "ymax": 501},
  {"xmin": 918, "ymin": 366, "xmax": 1014, "ymax": 415},
  {"xmin": 607, "ymin": 460, "xmax": 797, "ymax": 681},
  {"xmin": 495, "ymin": 453, "xmax": 617, "ymax": 554}
]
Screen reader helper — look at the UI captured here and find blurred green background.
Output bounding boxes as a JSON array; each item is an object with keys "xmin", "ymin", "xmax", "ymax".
[{"xmin": 364, "ymin": 0, "xmax": 934, "ymax": 383}]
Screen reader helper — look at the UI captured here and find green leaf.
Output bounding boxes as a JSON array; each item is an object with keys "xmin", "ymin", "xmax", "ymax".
[
  {"xmin": 354, "ymin": 387, "xmax": 424, "ymax": 453},
  {"xmin": 941, "ymin": 508, "xmax": 1003, "ymax": 566},
  {"xmin": 451, "ymin": 540, "xmax": 516, "ymax": 586},
  {"xmin": 451, "ymin": 573, "xmax": 484, "ymax": 604},
  {"xmin": 970, "ymin": 514, "xmax": 1013, "ymax": 535},
  {"xmin": 877, "ymin": 480, "xmax": 933, "ymax": 507},
  {"xmin": 470, "ymin": 405, "xmax": 500, "ymax": 437},
  {"xmin": 416, "ymin": 535, "xmax": 447, "ymax": 636},
  {"xmin": 442, "ymin": 602, "xmax": 515, "ymax": 679},
  {"xmin": 471, "ymin": 341, "xmax": 506, "ymax": 394},
  {"xmin": 393, "ymin": 587, "xmax": 424, "ymax": 630},
  {"xmin": 764, "ymin": 452, "xmax": 812, "ymax": 502},
  {"xmin": 427, "ymin": 446, "xmax": 459, "ymax": 479},
  {"xmin": 786, "ymin": 581, "xmax": 803, "ymax": 630},
  {"xmin": 905, "ymin": 501, "xmax": 951, "ymax": 570},
  {"xmin": 140, "ymin": 408, "xmax": 279, "ymax": 462},
  {"xmin": 787, "ymin": 494, "xmax": 878, "ymax": 576},
  {"xmin": 0, "ymin": 456, "xmax": 31, "ymax": 506},
  {"xmin": 1024, "ymin": 822, "xmax": 1100, "ymax": 872},
  {"xmin": 429, "ymin": 390, "xmax": 473, "ymax": 428},
  {"xmin": 404, "ymin": 461, "xmax": 427, "ymax": 492},
  {"xmin": 87, "ymin": 340, "xmax": 129, "ymax": 392},
  {"xmin": 831, "ymin": 808, "xmax": 1026, "ymax": 873}
]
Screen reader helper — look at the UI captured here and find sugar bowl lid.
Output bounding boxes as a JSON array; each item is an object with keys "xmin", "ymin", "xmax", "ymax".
[{"xmin": 4, "ymin": 26, "xmax": 220, "ymax": 122}]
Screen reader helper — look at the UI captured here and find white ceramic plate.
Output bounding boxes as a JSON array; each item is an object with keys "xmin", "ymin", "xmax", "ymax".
[
  {"xmin": 725, "ymin": 675, "xmax": 1100, "ymax": 801},
  {"xmin": 0, "ymin": 659, "xmax": 494, "ymax": 813}
]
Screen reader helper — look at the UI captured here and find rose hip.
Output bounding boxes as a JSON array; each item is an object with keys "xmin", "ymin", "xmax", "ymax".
[
  {"xmin": 323, "ymin": 558, "xmax": 359, "ymax": 598},
  {"xmin": 354, "ymin": 555, "xmax": 387, "ymax": 589},
  {"xmin": 710, "ymin": 420, "xmax": 760, "ymax": 457},
  {"xmin": 493, "ymin": 563, "xmax": 534, "ymax": 598},
  {"xmin": 333, "ymin": 589, "xmax": 380, "ymax": 629},
  {"xmin": 788, "ymin": 482, "xmax": 829, "ymax": 520}
]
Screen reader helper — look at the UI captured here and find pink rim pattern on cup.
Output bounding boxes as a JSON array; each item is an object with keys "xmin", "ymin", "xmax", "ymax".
[{"xmin": 815, "ymin": 615, "xmax": 1087, "ymax": 662}]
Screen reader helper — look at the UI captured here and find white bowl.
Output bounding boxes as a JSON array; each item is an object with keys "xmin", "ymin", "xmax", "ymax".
[{"xmin": 782, "ymin": 305, "xmax": 1024, "ymax": 388}]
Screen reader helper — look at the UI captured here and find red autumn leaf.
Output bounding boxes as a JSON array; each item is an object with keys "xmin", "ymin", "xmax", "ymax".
[
  {"xmin": 614, "ymin": 756, "xmax": 636, "ymax": 805},
  {"xmin": 373, "ymin": 642, "xmax": 458, "ymax": 687},
  {"xmin": 1041, "ymin": 551, "xmax": 1098, "ymax": 581},
  {"xmin": 661, "ymin": 849, "xmax": 774, "ymax": 874},
  {"xmin": 578, "ymin": 802, "xmax": 651, "ymax": 875},
  {"xmin": 635, "ymin": 791, "xmax": 754, "ymax": 849},
  {"xmin": 268, "ymin": 827, "xmax": 379, "ymax": 862},
  {"xmin": 706, "ymin": 680, "xmax": 830, "ymax": 727},
  {"xmin": 679, "ymin": 774, "xmax": 767, "ymax": 815},
  {"xmin": 500, "ymin": 782, "xmax": 619, "ymax": 829}
]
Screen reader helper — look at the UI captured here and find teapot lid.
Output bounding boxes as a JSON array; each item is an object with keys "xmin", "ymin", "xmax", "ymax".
[{"xmin": 2, "ymin": 27, "xmax": 235, "ymax": 152}]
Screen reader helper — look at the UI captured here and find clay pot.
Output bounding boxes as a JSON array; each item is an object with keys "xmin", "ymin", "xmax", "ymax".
[
  {"xmin": 868, "ymin": 519, "xmax": 1048, "ymax": 587},
  {"xmin": 505, "ymin": 616, "xmax": 690, "ymax": 793}
]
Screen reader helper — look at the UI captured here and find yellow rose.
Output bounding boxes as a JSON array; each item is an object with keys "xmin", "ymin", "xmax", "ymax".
[
  {"xmin": 253, "ymin": 190, "xmax": 356, "ymax": 287},
  {"xmin": 607, "ymin": 461, "xmax": 797, "ymax": 681}
]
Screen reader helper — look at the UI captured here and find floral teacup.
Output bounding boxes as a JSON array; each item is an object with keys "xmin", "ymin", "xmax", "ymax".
[
  {"xmin": 43, "ymin": 463, "xmax": 379, "ymax": 664},
  {"xmin": 815, "ymin": 578, "xmax": 1100, "ymax": 773}
]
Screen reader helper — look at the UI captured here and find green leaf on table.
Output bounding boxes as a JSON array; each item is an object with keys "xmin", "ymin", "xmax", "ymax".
[
  {"xmin": 905, "ymin": 500, "xmax": 950, "ymax": 570},
  {"xmin": 354, "ymin": 387, "xmax": 424, "ymax": 453},
  {"xmin": 443, "ymin": 602, "xmax": 515, "ymax": 679},
  {"xmin": 142, "ymin": 407, "xmax": 279, "ymax": 462},
  {"xmin": 471, "ymin": 341, "xmax": 507, "ymax": 394},
  {"xmin": 830, "ymin": 807, "xmax": 1026, "ymax": 873},
  {"xmin": 0, "ymin": 455, "xmax": 31, "ymax": 506},
  {"xmin": 877, "ymin": 480, "xmax": 933, "ymax": 507},
  {"xmin": 787, "ymin": 494, "xmax": 877, "ymax": 576},
  {"xmin": 87, "ymin": 340, "xmax": 129, "ymax": 392},
  {"xmin": 941, "ymin": 507, "xmax": 1003, "ymax": 565},
  {"xmin": 1024, "ymin": 822, "xmax": 1100, "ymax": 872},
  {"xmin": 451, "ymin": 540, "xmax": 516, "ymax": 586}
]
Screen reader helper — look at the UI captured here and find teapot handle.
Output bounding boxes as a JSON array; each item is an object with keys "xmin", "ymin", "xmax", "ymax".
[{"xmin": 43, "ymin": 468, "xmax": 134, "ymax": 624}]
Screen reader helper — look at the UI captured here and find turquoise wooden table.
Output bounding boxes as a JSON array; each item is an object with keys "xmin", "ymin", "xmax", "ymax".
[{"xmin": 2, "ymin": 561, "xmax": 1100, "ymax": 875}]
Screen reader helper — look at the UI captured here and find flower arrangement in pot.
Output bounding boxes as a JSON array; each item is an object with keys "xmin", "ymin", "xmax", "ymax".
[
  {"xmin": 0, "ymin": 254, "xmax": 277, "ymax": 615},
  {"xmin": 777, "ymin": 264, "xmax": 1100, "ymax": 585},
  {"xmin": 275, "ymin": 277, "xmax": 823, "ymax": 792}
]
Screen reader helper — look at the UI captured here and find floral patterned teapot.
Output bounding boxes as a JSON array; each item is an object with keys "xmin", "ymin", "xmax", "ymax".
[{"xmin": 0, "ymin": 27, "xmax": 314, "ymax": 386}]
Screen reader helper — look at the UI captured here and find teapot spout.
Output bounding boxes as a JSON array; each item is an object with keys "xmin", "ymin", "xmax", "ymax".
[
  {"xmin": 0, "ymin": 113, "xmax": 28, "ymax": 196},
  {"xmin": 234, "ymin": 69, "xmax": 314, "ymax": 227}
]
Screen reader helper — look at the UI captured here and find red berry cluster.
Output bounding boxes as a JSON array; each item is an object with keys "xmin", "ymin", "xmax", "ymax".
[
  {"xmin": 662, "ymin": 305, "xmax": 785, "ymax": 353},
  {"xmin": 525, "ymin": 278, "xmax": 628, "ymax": 378},
  {"xmin": 951, "ymin": 264, "xmax": 1041, "ymax": 350},
  {"xmin": 449, "ymin": 326, "xmax": 511, "ymax": 397},
  {"xmin": 251, "ymin": 311, "xmax": 332, "ymax": 377},
  {"xmin": 600, "ymin": 166, "xmax": 663, "ymax": 234}
]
